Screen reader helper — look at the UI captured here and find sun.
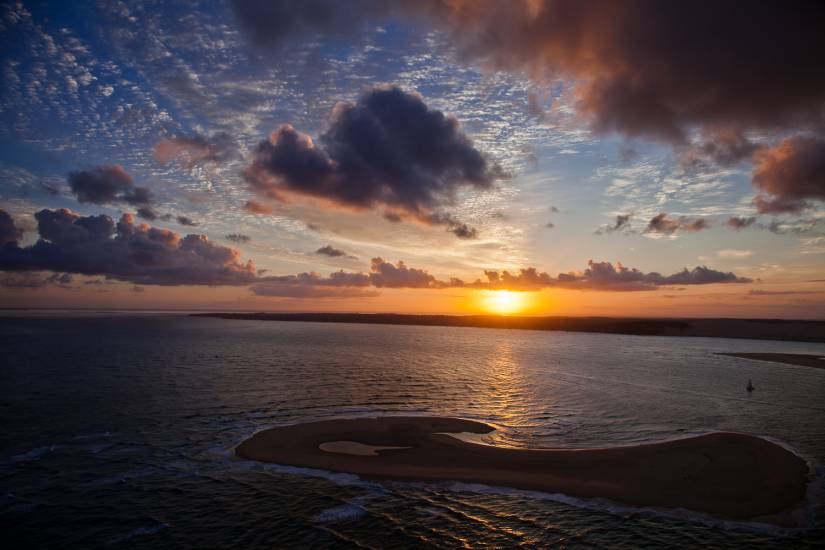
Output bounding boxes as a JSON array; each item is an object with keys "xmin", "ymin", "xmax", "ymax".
[{"xmin": 481, "ymin": 290, "xmax": 528, "ymax": 315}]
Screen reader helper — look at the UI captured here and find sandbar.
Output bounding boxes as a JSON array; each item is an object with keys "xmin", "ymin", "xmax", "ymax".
[
  {"xmin": 236, "ymin": 416, "xmax": 809, "ymax": 526},
  {"xmin": 717, "ymin": 352, "xmax": 825, "ymax": 369}
]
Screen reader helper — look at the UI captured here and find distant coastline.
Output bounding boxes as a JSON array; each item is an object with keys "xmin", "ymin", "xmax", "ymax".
[{"xmin": 192, "ymin": 312, "xmax": 825, "ymax": 343}]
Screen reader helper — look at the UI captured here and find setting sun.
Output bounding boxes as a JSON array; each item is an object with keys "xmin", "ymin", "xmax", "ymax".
[{"xmin": 481, "ymin": 290, "xmax": 528, "ymax": 315}]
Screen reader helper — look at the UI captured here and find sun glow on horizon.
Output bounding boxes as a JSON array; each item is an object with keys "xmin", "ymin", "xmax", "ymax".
[{"xmin": 480, "ymin": 290, "xmax": 529, "ymax": 315}]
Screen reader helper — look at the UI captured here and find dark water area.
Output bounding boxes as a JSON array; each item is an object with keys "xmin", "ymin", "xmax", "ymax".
[{"xmin": 2, "ymin": 314, "xmax": 824, "ymax": 548}]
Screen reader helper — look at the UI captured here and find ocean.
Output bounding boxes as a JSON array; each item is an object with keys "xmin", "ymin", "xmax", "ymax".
[{"xmin": 2, "ymin": 314, "xmax": 824, "ymax": 548}]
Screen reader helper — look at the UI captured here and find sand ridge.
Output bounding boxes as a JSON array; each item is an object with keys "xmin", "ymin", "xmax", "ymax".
[{"xmin": 235, "ymin": 416, "xmax": 810, "ymax": 527}]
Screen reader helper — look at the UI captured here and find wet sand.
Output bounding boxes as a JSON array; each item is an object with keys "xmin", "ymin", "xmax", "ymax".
[
  {"xmin": 236, "ymin": 417, "xmax": 809, "ymax": 526},
  {"xmin": 717, "ymin": 352, "xmax": 825, "ymax": 369}
]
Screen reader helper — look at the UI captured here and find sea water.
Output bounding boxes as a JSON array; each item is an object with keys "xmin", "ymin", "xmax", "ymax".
[{"xmin": 2, "ymin": 314, "xmax": 824, "ymax": 548}]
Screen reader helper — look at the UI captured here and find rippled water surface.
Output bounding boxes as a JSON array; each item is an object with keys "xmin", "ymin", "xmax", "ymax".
[{"xmin": 2, "ymin": 314, "xmax": 824, "ymax": 548}]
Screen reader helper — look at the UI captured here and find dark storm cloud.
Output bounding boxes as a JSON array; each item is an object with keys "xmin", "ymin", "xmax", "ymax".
[
  {"xmin": 154, "ymin": 132, "xmax": 238, "ymax": 169},
  {"xmin": 725, "ymin": 216, "xmax": 756, "ymax": 230},
  {"xmin": 68, "ymin": 165, "xmax": 153, "ymax": 207},
  {"xmin": 0, "ymin": 210, "xmax": 23, "ymax": 245},
  {"xmin": 244, "ymin": 86, "xmax": 499, "ymax": 234},
  {"xmin": 226, "ymin": 234, "xmax": 251, "ymax": 244},
  {"xmin": 595, "ymin": 213, "xmax": 632, "ymax": 235},
  {"xmin": 0, "ymin": 208, "xmax": 256, "ymax": 286},
  {"xmin": 316, "ymin": 245, "xmax": 355, "ymax": 259},
  {"xmin": 751, "ymin": 136, "xmax": 825, "ymax": 214},
  {"xmin": 645, "ymin": 213, "xmax": 709, "ymax": 236}
]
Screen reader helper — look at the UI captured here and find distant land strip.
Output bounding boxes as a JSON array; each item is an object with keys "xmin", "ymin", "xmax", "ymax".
[
  {"xmin": 716, "ymin": 353, "xmax": 825, "ymax": 369},
  {"xmin": 192, "ymin": 313, "xmax": 825, "ymax": 343}
]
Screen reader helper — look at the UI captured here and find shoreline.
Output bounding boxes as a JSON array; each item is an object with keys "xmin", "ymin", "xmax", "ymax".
[
  {"xmin": 716, "ymin": 352, "xmax": 825, "ymax": 369},
  {"xmin": 193, "ymin": 312, "xmax": 825, "ymax": 343},
  {"xmin": 235, "ymin": 416, "xmax": 810, "ymax": 527}
]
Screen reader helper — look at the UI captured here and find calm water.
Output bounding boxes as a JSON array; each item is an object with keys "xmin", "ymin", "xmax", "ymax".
[{"xmin": 2, "ymin": 314, "xmax": 824, "ymax": 548}]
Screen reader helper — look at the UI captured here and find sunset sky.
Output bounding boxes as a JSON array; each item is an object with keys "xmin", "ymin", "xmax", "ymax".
[{"xmin": 0, "ymin": 1, "xmax": 823, "ymax": 317}]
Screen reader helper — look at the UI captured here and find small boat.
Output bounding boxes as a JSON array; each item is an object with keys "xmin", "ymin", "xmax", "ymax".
[{"xmin": 746, "ymin": 379, "xmax": 755, "ymax": 392}]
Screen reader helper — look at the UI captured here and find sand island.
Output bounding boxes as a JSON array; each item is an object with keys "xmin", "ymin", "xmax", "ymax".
[{"xmin": 236, "ymin": 416, "xmax": 809, "ymax": 527}]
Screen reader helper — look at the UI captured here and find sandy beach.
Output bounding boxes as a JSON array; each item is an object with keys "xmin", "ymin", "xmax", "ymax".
[
  {"xmin": 236, "ymin": 416, "xmax": 809, "ymax": 527},
  {"xmin": 717, "ymin": 353, "xmax": 825, "ymax": 369}
]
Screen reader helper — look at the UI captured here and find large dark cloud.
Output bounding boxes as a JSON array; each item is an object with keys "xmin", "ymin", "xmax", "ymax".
[
  {"xmin": 752, "ymin": 136, "xmax": 825, "ymax": 214},
  {"xmin": 68, "ymin": 165, "xmax": 153, "ymax": 207},
  {"xmin": 0, "ymin": 208, "xmax": 256, "ymax": 286},
  {"xmin": 155, "ymin": 133, "xmax": 238, "ymax": 169},
  {"xmin": 645, "ymin": 213, "xmax": 709, "ymax": 236},
  {"xmin": 244, "ymin": 86, "xmax": 499, "ymax": 235}
]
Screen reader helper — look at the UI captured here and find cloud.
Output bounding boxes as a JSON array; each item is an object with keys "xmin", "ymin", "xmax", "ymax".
[
  {"xmin": 137, "ymin": 207, "xmax": 160, "ymax": 221},
  {"xmin": 0, "ymin": 272, "xmax": 72, "ymax": 289},
  {"xmin": 67, "ymin": 165, "xmax": 153, "ymax": 207},
  {"xmin": 752, "ymin": 136, "xmax": 825, "ymax": 213},
  {"xmin": 244, "ymin": 200, "xmax": 274, "ymax": 214},
  {"xmin": 176, "ymin": 216, "xmax": 198, "ymax": 226},
  {"xmin": 0, "ymin": 210, "xmax": 23, "ymax": 245},
  {"xmin": 680, "ymin": 130, "xmax": 760, "ymax": 169},
  {"xmin": 226, "ymin": 234, "xmax": 251, "ymax": 244},
  {"xmin": 368, "ymin": 257, "xmax": 439, "ymax": 288},
  {"xmin": 717, "ymin": 249, "xmax": 753, "ymax": 259},
  {"xmin": 645, "ymin": 213, "xmax": 709, "ymax": 236},
  {"xmin": 232, "ymin": 1, "xmax": 825, "ymax": 144},
  {"xmin": 154, "ymin": 132, "xmax": 238, "ymax": 168},
  {"xmin": 251, "ymin": 270, "xmax": 376, "ymax": 298},
  {"xmin": 254, "ymin": 257, "xmax": 751, "ymax": 297},
  {"xmin": 244, "ymin": 86, "xmax": 497, "ymax": 235},
  {"xmin": 748, "ymin": 289, "xmax": 815, "ymax": 296},
  {"xmin": 595, "ymin": 213, "xmax": 633, "ymax": 235},
  {"xmin": 725, "ymin": 216, "xmax": 756, "ymax": 230},
  {"xmin": 0, "ymin": 208, "xmax": 256, "ymax": 286},
  {"xmin": 316, "ymin": 245, "xmax": 355, "ymax": 259}
]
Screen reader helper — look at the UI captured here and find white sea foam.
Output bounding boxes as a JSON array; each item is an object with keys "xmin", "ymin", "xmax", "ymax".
[{"xmin": 316, "ymin": 503, "xmax": 367, "ymax": 523}]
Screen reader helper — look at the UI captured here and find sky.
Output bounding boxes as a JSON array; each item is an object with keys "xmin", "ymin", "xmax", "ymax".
[{"xmin": 0, "ymin": 0, "xmax": 823, "ymax": 317}]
